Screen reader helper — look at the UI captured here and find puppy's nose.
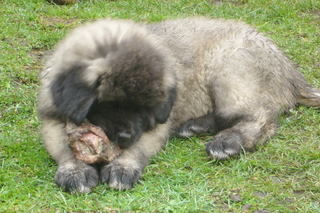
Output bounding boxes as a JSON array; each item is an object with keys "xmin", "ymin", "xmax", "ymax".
[
  {"xmin": 118, "ymin": 132, "xmax": 131, "ymax": 140},
  {"xmin": 117, "ymin": 131, "xmax": 133, "ymax": 148}
]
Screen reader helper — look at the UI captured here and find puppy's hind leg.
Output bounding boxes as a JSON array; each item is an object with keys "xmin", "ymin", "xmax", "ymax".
[
  {"xmin": 206, "ymin": 112, "xmax": 278, "ymax": 160},
  {"xmin": 41, "ymin": 118, "xmax": 99, "ymax": 193},
  {"xmin": 205, "ymin": 47, "xmax": 284, "ymax": 160}
]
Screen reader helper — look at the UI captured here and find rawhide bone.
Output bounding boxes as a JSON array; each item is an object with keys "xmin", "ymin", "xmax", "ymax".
[{"xmin": 66, "ymin": 122, "xmax": 122, "ymax": 164}]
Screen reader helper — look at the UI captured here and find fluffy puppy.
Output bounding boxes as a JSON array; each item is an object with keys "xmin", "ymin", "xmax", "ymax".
[{"xmin": 38, "ymin": 17, "xmax": 320, "ymax": 193}]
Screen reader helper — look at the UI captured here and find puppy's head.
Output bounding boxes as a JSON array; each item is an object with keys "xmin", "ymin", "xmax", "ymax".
[{"xmin": 45, "ymin": 19, "xmax": 176, "ymax": 147}]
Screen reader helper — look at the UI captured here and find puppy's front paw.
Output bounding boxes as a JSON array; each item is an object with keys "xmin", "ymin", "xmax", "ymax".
[
  {"xmin": 206, "ymin": 130, "xmax": 243, "ymax": 160},
  {"xmin": 100, "ymin": 162, "xmax": 141, "ymax": 190},
  {"xmin": 55, "ymin": 162, "xmax": 99, "ymax": 193}
]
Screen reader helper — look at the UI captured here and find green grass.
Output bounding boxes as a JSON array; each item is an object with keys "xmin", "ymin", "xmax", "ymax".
[{"xmin": 1, "ymin": 0, "xmax": 320, "ymax": 212}]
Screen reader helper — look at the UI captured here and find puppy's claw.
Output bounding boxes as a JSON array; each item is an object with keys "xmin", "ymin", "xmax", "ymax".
[{"xmin": 100, "ymin": 162, "xmax": 141, "ymax": 190}]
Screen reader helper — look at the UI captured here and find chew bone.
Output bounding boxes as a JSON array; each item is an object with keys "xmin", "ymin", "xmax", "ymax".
[{"xmin": 66, "ymin": 122, "xmax": 121, "ymax": 164}]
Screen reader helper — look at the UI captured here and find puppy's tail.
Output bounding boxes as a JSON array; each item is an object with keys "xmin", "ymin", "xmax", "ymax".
[{"xmin": 296, "ymin": 86, "xmax": 320, "ymax": 107}]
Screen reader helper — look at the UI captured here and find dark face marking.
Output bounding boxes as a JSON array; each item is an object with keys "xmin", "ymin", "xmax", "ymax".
[
  {"xmin": 87, "ymin": 101, "xmax": 155, "ymax": 149},
  {"xmin": 87, "ymin": 85, "xmax": 176, "ymax": 149},
  {"xmin": 50, "ymin": 65, "xmax": 97, "ymax": 124}
]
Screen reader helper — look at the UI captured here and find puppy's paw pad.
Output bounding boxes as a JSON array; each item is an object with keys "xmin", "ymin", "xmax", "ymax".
[
  {"xmin": 55, "ymin": 162, "xmax": 99, "ymax": 193},
  {"xmin": 100, "ymin": 162, "xmax": 141, "ymax": 190},
  {"xmin": 206, "ymin": 131, "xmax": 242, "ymax": 160}
]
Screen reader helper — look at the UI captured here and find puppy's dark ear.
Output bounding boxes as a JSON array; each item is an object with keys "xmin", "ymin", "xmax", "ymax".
[
  {"xmin": 51, "ymin": 66, "xmax": 97, "ymax": 124},
  {"xmin": 154, "ymin": 87, "xmax": 176, "ymax": 123}
]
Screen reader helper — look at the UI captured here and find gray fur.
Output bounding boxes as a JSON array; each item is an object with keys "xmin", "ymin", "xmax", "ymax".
[{"xmin": 38, "ymin": 17, "xmax": 320, "ymax": 193}]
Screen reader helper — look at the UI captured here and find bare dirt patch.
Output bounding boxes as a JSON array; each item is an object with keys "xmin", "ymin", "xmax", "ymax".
[
  {"xmin": 301, "ymin": 9, "xmax": 320, "ymax": 26},
  {"xmin": 310, "ymin": 9, "xmax": 320, "ymax": 17},
  {"xmin": 40, "ymin": 16, "xmax": 80, "ymax": 27},
  {"xmin": 210, "ymin": 0, "xmax": 248, "ymax": 6}
]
